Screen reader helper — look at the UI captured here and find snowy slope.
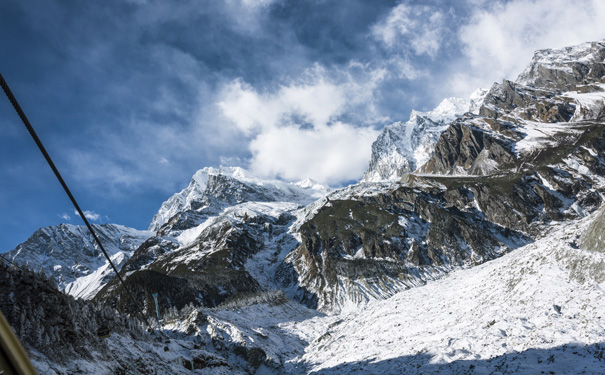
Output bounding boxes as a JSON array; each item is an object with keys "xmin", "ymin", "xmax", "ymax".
[
  {"xmin": 362, "ymin": 96, "xmax": 485, "ymax": 183},
  {"xmin": 5, "ymin": 223, "xmax": 152, "ymax": 299},
  {"xmin": 285, "ymin": 211, "xmax": 605, "ymax": 374}
]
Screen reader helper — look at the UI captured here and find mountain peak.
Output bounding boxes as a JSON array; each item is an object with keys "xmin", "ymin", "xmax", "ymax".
[
  {"xmin": 149, "ymin": 166, "xmax": 331, "ymax": 232},
  {"xmin": 362, "ymin": 94, "xmax": 483, "ymax": 183}
]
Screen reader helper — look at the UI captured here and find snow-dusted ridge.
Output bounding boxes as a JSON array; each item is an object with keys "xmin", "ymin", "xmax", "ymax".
[{"xmin": 5, "ymin": 223, "xmax": 152, "ymax": 299}]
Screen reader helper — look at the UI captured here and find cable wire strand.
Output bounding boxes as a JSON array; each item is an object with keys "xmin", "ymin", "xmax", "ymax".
[
  {"xmin": 0, "ymin": 253, "xmax": 19, "ymax": 268},
  {"xmin": 0, "ymin": 72, "xmax": 148, "ymax": 324}
]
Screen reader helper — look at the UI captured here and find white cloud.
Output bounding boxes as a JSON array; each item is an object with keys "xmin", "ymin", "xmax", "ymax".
[
  {"xmin": 217, "ymin": 76, "xmax": 348, "ymax": 135},
  {"xmin": 58, "ymin": 213, "xmax": 71, "ymax": 221},
  {"xmin": 450, "ymin": 0, "xmax": 605, "ymax": 97},
  {"xmin": 222, "ymin": 0, "xmax": 280, "ymax": 32},
  {"xmin": 74, "ymin": 210, "xmax": 101, "ymax": 221},
  {"xmin": 249, "ymin": 123, "xmax": 379, "ymax": 185},
  {"xmin": 217, "ymin": 65, "xmax": 385, "ymax": 184},
  {"xmin": 372, "ymin": 4, "xmax": 447, "ymax": 58}
]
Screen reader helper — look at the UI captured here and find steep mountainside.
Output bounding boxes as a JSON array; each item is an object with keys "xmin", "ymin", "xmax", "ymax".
[
  {"xmin": 285, "ymin": 40, "xmax": 605, "ymax": 311},
  {"xmin": 4, "ymin": 39, "xmax": 605, "ymax": 375},
  {"xmin": 286, "ymin": 209, "xmax": 605, "ymax": 374},
  {"xmin": 95, "ymin": 167, "xmax": 329, "ymax": 316}
]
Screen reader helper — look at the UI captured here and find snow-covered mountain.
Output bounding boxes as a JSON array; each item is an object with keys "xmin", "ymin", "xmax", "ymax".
[
  {"xmin": 4, "ymin": 39, "xmax": 605, "ymax": 374},
  {"xmin": 92, "ymin": 167, "xmax": 331, "ymax": 317},
  {"xmin": 149, "ymin": 166, "xmax": 330, "ymax": 232},
  {"xmin": 5, "ymin": 223, "xmax": 152, "ymax": 299},
  {"xmin": 287, "ymin": 39, "xmax": 605, "ymax": 312},
  {"xmin": 362, "ymin": 94, "xmax": 485, "ymax": 183}
]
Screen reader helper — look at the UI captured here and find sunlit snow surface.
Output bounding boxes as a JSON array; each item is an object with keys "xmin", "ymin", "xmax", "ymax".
[{"xmin": 280, "ymin": 212, "xmax": 605, "ymax": 374}]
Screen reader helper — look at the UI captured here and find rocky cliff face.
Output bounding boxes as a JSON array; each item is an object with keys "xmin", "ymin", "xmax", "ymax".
[
  {"xmin": 285, "ymin": 40, "xmax": 605, "ymax": 311},
  {"xmin": 95, "ymin": 167, "xmax": 328, "ymax": 317}
]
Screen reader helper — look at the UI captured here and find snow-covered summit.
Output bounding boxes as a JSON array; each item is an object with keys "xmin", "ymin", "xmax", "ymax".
[
  {"xmin": 149, "ymin": 166, "xmax": 330, "ymax": 232},
  {"xmin": 362, "ymin": 95, "xmax": 486, "ymax": 183},
  {"xmin": 410, "ymin": 97, "xmax": 468, "ymax": 123},
  {"xmin": 5, "ymin": 223, "xmax": 152, "ymax": 299},
  {"xmin": 516, "ymin": 40, "xmax": 605, "ymax": 90}
]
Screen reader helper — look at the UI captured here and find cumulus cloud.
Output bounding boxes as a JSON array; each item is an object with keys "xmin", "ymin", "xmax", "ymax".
[
  {"xmin": 372, "ymin": 4, "xmax": 448, "ymax": 58},
  {"xmin": 217, "ymin": 65, "xmax": 384, "ymax": 184},
  {"xmin": 249, "ymin": 123, "xmax": 379, "ymax": 184},
  {"xmin": 74, "ymin": 210, "xmax": 102, "ymax": 221},
  {"xmin": 218, "ymin": 77, "xmax": 347, "ymax": 134},
  {"xmin": 450, "ymin": 0, "xmax": 605, "ymax": 97}
]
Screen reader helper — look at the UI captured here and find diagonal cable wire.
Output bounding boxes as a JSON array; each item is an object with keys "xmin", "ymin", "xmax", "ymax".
[
  {"xmin": 0, "ymin": 72, "xmax": 148, "ymax": 324},
  {"xmin": 0, "ymin": 253, "xmax": 19, "ymax": 267}
]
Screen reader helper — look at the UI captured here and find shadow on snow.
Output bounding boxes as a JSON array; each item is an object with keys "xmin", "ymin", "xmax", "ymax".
[{"xmin": 291, "ymin": 342, "xmax": 605, "ymax": 375}]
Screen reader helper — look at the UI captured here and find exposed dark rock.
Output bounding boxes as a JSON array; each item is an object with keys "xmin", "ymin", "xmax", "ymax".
[
  {"xmin": 285, "ymin": 41, "xmax": 605, "ymax": 311},
  {"xmin": 581, "ymin": 207, "xmax": 605, "ymax": 253},
  {"xmin": 421, "ymin": 119, "xmax": 518, "ymax": 175},
  {"xmin": 480, "ymin": 80, "xmax": 576, "ymax": 123},
  {"xmin": 97, "ymin": 209, "xmax": 295, "ymax": 316},
  {"xmin": 517, "ymin": 41, "xmax": 605, "ymax": 91}
]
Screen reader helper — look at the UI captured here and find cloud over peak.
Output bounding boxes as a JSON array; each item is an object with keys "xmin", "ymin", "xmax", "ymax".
[
  {"xmin": 217, "ymin": 65, "xmax": 385, "ymax": 184},
  {"xmin": 450, "ymin": 0, "xmax": 605, "ymax": 97}
]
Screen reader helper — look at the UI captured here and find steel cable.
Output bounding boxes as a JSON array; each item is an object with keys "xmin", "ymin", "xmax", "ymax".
[{"xmin": 0, "ymin": 73, "xmax": 148, "ymax": 324}]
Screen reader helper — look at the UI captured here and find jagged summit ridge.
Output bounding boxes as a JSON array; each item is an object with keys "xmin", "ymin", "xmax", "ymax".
[
  {"xmin": 149, "ymin": 166, "xmax": 330, "ymax": 232},
  {"xmin": 362, "ymin": 96, "xmax": 484, "ymax": 183}
]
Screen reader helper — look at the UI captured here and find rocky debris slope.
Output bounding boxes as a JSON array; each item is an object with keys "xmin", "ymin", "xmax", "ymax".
[
  {"xmin": 0, "ymin": 260, "xmax": 320, "ymax": 374},
  {"xmin": 285, "ymin": 40, "xmax": 605, "ymax": 312},
  {"xmin": 286, "ymin": 210, "xmax": 605, "ymax": 374},
  {"xmin": 5, "ymin": 223, "xmax": 152, "ymax": 299}
]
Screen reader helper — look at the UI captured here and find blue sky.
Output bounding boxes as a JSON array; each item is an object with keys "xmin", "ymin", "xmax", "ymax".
[{"xmin": 1, "ymin": 0, "xmax": 605, "ymax": 252}]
